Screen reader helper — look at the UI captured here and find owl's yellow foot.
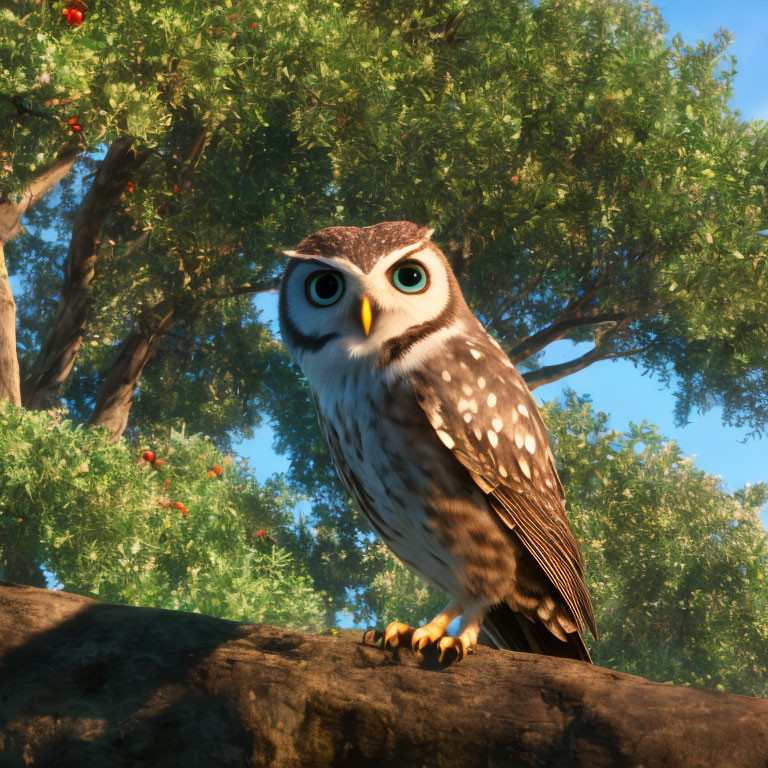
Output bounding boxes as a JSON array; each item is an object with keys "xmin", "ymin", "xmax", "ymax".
[
  {"xmin": 384, "ymin": 621, "xmax": 414, "ymax": 650},
  {"xmin": 411, "ymin": 623, "xmax": 448, "ymax": 653},
  {"xmin": 437, "ymin": 635, "xmax": 469, "ymax": 665}
]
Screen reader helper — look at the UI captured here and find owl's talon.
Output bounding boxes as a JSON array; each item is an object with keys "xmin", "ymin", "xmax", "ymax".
[
  {"xmin": 411, "ymin": 624, "xmax": 447, "ymax": 653},
  {"xmin": 362, "ymin": 628, "xmax": 383, "ymax": 647},
  {"xmin": 437, "ymin": 636, "xmax": 467, "ymax": 665},
  {"xmin": 384, "ymin": 621, "xmax": 414, "ymax": 650}
]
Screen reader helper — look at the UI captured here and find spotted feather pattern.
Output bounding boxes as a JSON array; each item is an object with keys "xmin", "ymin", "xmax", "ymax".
[{"xmin": 410, "ymin": 321, "xmax": 597, "ymax": 638}]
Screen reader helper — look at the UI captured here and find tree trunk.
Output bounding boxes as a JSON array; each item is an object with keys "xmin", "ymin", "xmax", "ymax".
[
  {"xmin": 21, "ymin": 138, "xmax": 148, "ymax": 411},
  {"xmin": 0, "ymin": 146, "xmax": 80, "ymax": 406},
  {"xmin": 1, "ymin": 582, "xmax": 766, "ymax": 768},
  {"xmin": 0, "ymin": 244, "xmax": 21, "ymax": 405},
  {"xmin": 87, "ymin": 298, "xmax": 175, "ymax": 440}
]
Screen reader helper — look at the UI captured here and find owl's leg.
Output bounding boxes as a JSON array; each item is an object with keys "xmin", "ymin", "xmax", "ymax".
[
  {"xmin": 410, "ymin": 601, "xmax": 462, "ymax": 653},
  {"xmin": 436, "ymin": 603, "xmax": 488, "ymax": 664}
]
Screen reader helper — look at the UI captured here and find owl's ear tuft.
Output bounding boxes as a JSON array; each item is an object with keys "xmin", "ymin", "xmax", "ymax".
[{"xmin": 423, "ymin": 228, "xmax": 435, "ymax": 242}]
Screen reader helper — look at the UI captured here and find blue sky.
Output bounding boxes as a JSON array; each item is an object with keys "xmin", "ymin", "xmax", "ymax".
[{"xmin": 237, "ymin": 0, "xmax": 768, "ymax": 525}]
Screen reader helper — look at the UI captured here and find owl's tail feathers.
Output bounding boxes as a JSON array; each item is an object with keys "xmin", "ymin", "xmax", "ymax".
[{"xmin": 480, "ymin": 602, "xmax": 592, "ymax": 663}]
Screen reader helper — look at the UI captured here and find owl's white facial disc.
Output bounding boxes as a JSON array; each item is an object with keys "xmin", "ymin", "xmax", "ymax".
[{"xmin": 279, "ymin": 242, "xmax": 464, "ymax": 382}]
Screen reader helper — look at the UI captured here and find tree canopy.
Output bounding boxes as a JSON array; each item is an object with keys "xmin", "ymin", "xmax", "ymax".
[{"xmin": 2, "ymin": 0, "xmax": 767, "ymax": 438}]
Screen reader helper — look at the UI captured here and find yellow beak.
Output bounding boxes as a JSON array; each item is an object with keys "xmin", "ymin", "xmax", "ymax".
[{"xmin": 361, "ymin": 295, "xmax": 373, "ymax": 337}]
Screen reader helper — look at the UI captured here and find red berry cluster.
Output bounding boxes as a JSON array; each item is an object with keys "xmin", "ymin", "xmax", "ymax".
[
  {"xmin": 67, "ymin": 116, "xmax": 82, "ymax": 134},
  {"xmin": 144, "ymin": 450, "xmax": 188, "ymax": 518},
  {"xmin": 61, "ymin": 1, "xmax": 85, "ymax": 26},
  {"xmin": 142, "ymin": 449, "xmax": 165, "ymax": 469}
]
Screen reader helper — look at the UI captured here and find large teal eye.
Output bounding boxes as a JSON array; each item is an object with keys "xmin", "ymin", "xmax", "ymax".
[
  {"xmin": 392, "ymin": 262, "xmax": 428, "ymax": 293},
  {"xmin": 306, "ymin": 271, "xmax": 344, "ymax": 306}
]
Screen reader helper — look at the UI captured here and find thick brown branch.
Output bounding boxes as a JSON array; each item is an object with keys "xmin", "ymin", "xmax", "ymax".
[
  {"xmin": 20, "ymin": 138, "xmax": 150, "ymax": 410},
  {"xmin": 87, "ymin": 297, "xmax": 176, "ymax": 440},
  {"xmin": 1, "ymin": 582, "xmax": 767, "ymax": 768}
]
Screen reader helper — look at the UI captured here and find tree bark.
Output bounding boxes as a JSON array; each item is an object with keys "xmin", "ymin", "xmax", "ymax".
[
  {"xmin": 1, "ymin": 582, "xmax": 766, "ymax": 768},
  {"xmin": 0, "ymin": 244, "xmax": 21, "ymax": 405},
  {"xmin": 0, "ymin": 146, "xmax": 80, "ymax": 244},
  {"xmin": 21, "ymin": 138, "xmax": 149, "ymax": 410},
  {"xmin": 0, "ymin": 146, "xmax": 81, "ymax": 405},
  {"xmin": 86, "ymin": 298, "xmax": 175, "ymax": 440}
]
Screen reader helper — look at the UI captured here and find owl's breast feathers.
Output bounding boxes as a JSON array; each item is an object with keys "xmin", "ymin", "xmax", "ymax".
[{"xmin": 409, "ymin": 331, "xmax": 597, "ymax": 640}]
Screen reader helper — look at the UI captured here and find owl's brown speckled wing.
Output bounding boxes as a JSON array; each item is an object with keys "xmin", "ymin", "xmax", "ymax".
[{"xmin": 411, "ymin": 327, "xmax": 597, "ymax": 639}]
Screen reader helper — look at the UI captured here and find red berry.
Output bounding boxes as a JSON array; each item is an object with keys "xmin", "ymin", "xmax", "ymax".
[
  {"xmin": 67, "ymin": 8, "xmax": 83, "ymax": 25},
  {"xmin": 256, "ymin": 529, "xmax": 266, "ymax": 537},
  {"xmin": 126, "ymin": 181, "xmax": 135, "ymax": 193},
  {"xmin": 206, "ymin": 470, "xmax": 216, "ymax": 478},
  {"xmin": 251, "ymin": 22, "xmax": 257, "ymax": 28},
  {"xmin": 213, "ymin": 464, "xmax": 223, "ymax": 475},
  {"xmin": 511, "ymin": 174, "xmax": 519, "ymax": 183},
  {"xmin": 175, "ymin": 501, "xmax": 187, "ymax": 514},
  {"xmin": 164, "ymin": 479, "xmax": 170, "ymax": 487},
  {"xmin": 71, "ymin": 124, "xmax": 82, "ymax": 132},
  {"xmin": 142, "ymin": 450, "xmax": 156, "ymax": 463},
  {"xmin": 161, "ymin": 501, "xmax": 171, "ymax": 508},
  {"xmin": 62, "ymin": 7, "xmax": 70, "ymax": 16},
  {"xmin": 172, "ymin": 184, "xmax": 180, "ymax": 194},
  {"xmin": 67, "ymin": 117, "xmax": 78, "ymax": 126},
  {"xmin": 153, "ymin": 459, "xmax": 164, "ymax": 468}
]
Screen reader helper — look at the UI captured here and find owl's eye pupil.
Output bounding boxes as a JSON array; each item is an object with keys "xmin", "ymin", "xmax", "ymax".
[
  {"xmin": 315, "ymin": 274, "xmax": 340, "ymax": 299},
  {"xmin": 392, "ymin": 262, "xmax": 428, "ymax": 293},
  {"xmin": 307, "ymin": 271, "xmax": 344, "ymax": 306}
]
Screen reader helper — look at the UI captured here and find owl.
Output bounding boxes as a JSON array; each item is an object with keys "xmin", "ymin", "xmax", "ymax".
[{"xmin": 279, "ymin": 221, "xmax": 596, "ymax": 664}]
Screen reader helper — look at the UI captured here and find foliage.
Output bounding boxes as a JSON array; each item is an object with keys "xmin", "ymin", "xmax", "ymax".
[
  {"xmin": 3, "ymin": 0, "xmax": 768, "ymax": 440},
  {"xmin": 551, "ymin": 393, "xmax": 768, "ymax": 697},
  {"xmin": 0, "ymin": 400, "xmax": 324, "ymax": 630},
  {"xmin": 335, "ymin": 393, "xmax": 768, "ymax": 697}
]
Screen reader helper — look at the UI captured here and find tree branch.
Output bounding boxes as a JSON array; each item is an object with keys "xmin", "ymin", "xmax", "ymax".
[
  {"xmin": 523, "ymin": 340, "xmax": 617, "ymax": 389},
  {"xmin": 487, "ymin": 261, "xmax": 552, "ymax": 333},
  {"xmin": 522, "ymin": 330, "xmax": 658, "ymax": 390},
  {"xmin": 509, "ymin": 310, "xmax": 641, "ymax": 364},
  {"xmin": 207, "ymin": 276, "xmax": 281, "ymax": 301},
  {"xmin": 20, "ymin": 138, "xmax": 150, "ymax": 411},
  {"xmin": 0, "ymin": 145, "xmax": 81, "ymax": 245},
  {"xmin": 87, "ymin": 296, "xmax": 176, "ymax": 440},
  {"xmin": 0, "ymin": 244, "xmax": 21, "ymax": 406},
  {"xmin": 1, "ymin": 582, "xmax": 767, "ymax": 768}
]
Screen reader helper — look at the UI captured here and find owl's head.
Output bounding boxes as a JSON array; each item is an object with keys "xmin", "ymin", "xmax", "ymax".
[{"xmin": 279, "ymin": 222, "xmax": 469, "ymax": 379}]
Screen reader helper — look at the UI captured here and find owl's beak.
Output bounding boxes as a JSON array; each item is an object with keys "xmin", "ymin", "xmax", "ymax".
[{"xmin": 361, "ymin": 296, "xmax": 373, "ymax": 336}]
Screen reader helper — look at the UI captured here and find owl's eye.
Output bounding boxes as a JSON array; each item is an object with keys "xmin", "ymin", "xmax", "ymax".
[
  {"xmin": 392, "ymin": 262, "xmax": 428, "ymax": 293},
  {"xmin": 306, "ymin": 271, "xmax": 344, "ymax": 306}
]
